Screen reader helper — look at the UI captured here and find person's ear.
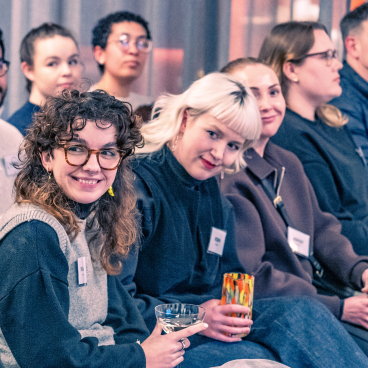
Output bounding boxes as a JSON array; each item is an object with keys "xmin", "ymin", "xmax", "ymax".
[
  {"xmin": 345, "ymin": 35, "xmax": 359, "ymax": 59},
  {"xmin": 93, "ymin": 45, "xmax": 106, "ymax": 66},
  {"xmin": 180, "ymin": 109, "xmax": 188, "ymax": 133},
  {"xmin": 21, "ymin": 61, "xmax": 35, "ymax": 82},
  {"xmin": 40, "ymin": 151, "xmax": 54, "ymax": 172},
  {"xmin": 283, "ymin": 61, "xmax": 299, "ymax": 83}
]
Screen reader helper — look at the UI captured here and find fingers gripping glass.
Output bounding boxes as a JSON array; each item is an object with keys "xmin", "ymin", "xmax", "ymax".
[
  {"xmin": 62, "ymin": 144, "xmax": 125, "ymax": 170},
  {"xmin": 0, "ymin": 59, "xmax": 10, "ymax": 77},
  {"xmin": 118, "ymin": 33, "xmax": 152, "ymax": 53},
  {"xmin": 291, "ymin": 49, "xmax": 338, "ymax": 66}
]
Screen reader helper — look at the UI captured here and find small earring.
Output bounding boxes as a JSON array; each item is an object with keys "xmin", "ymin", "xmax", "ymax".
[
  {"xmin": 108, "ymin": 186, "xmax": 115, "ymax": 197},
  {"xmin": 221, "ymin": 170, "xmax": 224, "ymax": 180},
  {"xmin": 171, "ymin": 134, "xmax": 180, "ymax": 152},
  {"xmin": 48, "ymin": 171, "xmax": 52, "ymax": 180},
  {"xmin": 293, "ymin": 78, "xmax": 299, "ymax": 83}
]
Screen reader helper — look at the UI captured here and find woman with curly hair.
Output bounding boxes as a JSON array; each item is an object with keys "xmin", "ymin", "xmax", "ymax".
[{"xmin": 0, "ymin": 89, "xmax": 206, "ymax": 368}]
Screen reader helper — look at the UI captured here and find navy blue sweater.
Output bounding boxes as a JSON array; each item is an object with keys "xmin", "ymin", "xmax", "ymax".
[
  {"xmin": 272, "ymin": 108, "xmax": 368, "ymax": 255},
  {"xmin": 330, "ymin": 61, "xmax": 368, "ymax": 165},
  {"xmin": 8, "ymin": 101, "xmax": 40, "ymax": 136}
]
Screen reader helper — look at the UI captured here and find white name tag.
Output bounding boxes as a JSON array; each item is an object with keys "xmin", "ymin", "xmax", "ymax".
[
  {"xmin": 77, "ymin": 257, "xmax": 87, "ymax": 286},
  {"xmin": 207, "ymin": 227, "xmax": 226, "ymax": 256},
  {"xmin": 287, "ymin": 226, "xmax": 310, "ymax": 258},
  {"xmin": 3, "ymin": 155, "xmax": 19, "ymax": 177}
]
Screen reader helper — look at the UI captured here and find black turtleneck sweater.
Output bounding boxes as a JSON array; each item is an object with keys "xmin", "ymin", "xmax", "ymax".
[{"xmin": 120, "ymin": 146, "xmax": 241, "ymax": 335}]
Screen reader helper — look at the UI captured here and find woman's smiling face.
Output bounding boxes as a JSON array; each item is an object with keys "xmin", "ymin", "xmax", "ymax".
[
  {"xmin": 41, "ymin": 120, "xmax": 118, "ymax": 204},
  {"xmin": 231, "ymin": 63, "xmax": 286, "ymax": 143},
  {"xmin": 172, "ymin": 111, "xmax": 246, "ymax": 181}
]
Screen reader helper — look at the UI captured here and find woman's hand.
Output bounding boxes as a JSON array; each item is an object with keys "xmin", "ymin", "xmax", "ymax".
[
  {"xmin": 198, "ymin": 299, "xmax": 253, "ymax": 342},
  {"xmin": 341, "ymin": 295, "xmax": 368, "ymax": 329},
  {"xmin": 141, "ymin": 322, "xmax": 207, "ymax": 368}
]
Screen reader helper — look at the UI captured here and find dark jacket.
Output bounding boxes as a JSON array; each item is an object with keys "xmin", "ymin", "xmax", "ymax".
[
  {"xmin": 221, "ymin": 143, "xmax": 368, "ymax": 319},
  {"xmin": 271, "ymin": 108, "xmax": 368, "ymax": 255},
  {"xmin": 119, "ymin": 146, "xmax": 242, "ymax": 334},
  {"xmin": 330, "ymin": 61, "xmax": 368, "ymax": 164},
  {"xmin": 8, "ymin": 101, "xmax": 40, "ymax": 136}
]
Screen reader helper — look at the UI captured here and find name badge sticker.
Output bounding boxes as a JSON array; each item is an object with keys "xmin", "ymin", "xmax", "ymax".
[
  {"xmin": 77, "ymin": 257, "xmax": 87, "ymax": 286},
  {"xmin": 3, "ymin": 155, "xmax": 20, "ymax": 177},
  {"xmin": 287, "ymin": 226, "xmax": 310, "ymax": 258},
  {"xmin": 207, "ymin": 227, "xmax": 227, "ymax": 256}
]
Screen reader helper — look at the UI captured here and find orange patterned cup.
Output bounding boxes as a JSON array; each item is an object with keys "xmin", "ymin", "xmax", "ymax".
[{"xmin": 221, "ymin": 272, "xmax": 255, "ymax": 337}]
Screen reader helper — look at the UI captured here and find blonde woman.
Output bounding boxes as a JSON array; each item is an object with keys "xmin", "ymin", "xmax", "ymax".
[{"xmin": 120, "ymin": 72, "xmax": 368, "ymax": 368}]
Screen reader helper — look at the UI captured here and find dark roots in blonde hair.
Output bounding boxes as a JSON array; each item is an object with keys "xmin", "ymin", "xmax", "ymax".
[{"xmin": 15, "ymin": 89, "xmax": 144, "ymax": 275}]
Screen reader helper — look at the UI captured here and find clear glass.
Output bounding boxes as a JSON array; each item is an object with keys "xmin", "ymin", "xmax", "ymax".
[{"xmin": 155, "ymin": 303, "xmax": 206, "ymax": 368}]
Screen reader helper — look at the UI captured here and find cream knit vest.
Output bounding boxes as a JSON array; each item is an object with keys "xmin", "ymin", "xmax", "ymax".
[{"xmin": 0, "ymin": 203, "xmax": 115, "ymax": 367}]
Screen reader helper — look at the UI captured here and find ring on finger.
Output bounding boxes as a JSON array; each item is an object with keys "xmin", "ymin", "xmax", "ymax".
[{"xmin": 180, "ymin": 339, "xmax": 186, "ymax": 351}]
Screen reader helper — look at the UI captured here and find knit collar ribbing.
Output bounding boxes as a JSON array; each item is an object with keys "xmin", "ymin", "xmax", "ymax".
[{"xmin": 152, "ymin": 145, "xmax": 205, "ymax": 189}]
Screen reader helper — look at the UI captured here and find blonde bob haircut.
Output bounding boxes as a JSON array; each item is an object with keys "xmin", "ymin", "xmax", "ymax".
[{"xmin": 138, "ymin": 72, "xmax": 261, "ymax": 173}]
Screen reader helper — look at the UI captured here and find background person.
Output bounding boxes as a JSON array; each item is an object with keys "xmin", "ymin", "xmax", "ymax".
[
  {"xmin": 259, "ymin": 21, "xmax": 368, "ymax": 257},
  {"xmin": 220, "ymin": 56, "xmax": 368, "ymax": 354},
  {"xmin": 8, "ymin": 23, "xmax": 82, "ymax": 135},
  {"xmin": 0, "ymin": 90, "xmax": 206, "ymax": 368},
  {"xmin": 92, "ymin": 11, "xmax": 154, "ymax": 111},
  {"xmin": 0, "ymin": 28, "xmax": 23, "ymax": 217},
  {"xmin": 119, "ymin": 72, "xmax": 368, "ymax": 368},
  {"xmin": 330, "ymin": 3, "xmax": 368, "ymax": 164}
]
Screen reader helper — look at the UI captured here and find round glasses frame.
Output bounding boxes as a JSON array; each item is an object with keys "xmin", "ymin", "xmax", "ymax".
[
  {"xmin": 60, "ymin": 144, "xmax": 125, "ymax": 171},
  {"xmin": 117, "ymin": 34, "xmax": 152, "ymax": 53},
  {"xmin": 0, "ymin": 59, "xmax": 10, "ymax": 77}
]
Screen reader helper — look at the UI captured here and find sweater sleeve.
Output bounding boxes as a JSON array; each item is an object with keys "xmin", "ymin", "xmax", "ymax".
[
  {"xmin": 0, "ymin": 220, "xmax": 146, "ymax": 368},
  {"xmin": 224, "ymin": 185, "xmax": 344, "ymax": 318},
  {"xmin": 304, "ymin": 175, "xmax": 368, "ymax": 289},
  {"xmin": 303, "ymin": 159, "xmax": 368, "ymax": 256},
  {"xmin": 119, "ymin": 175, "xmax": 225, "ymax": 332},
  {"xmin": 119, "ymin": 177, "xmax": 182, "ymax": 332}
]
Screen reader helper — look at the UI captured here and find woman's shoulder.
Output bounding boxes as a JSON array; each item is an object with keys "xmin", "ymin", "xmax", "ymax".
[
  {"xmin": 0, "ymin": 119, "xmax": 23, "ymax": 141},
  {"xmin": 0, "ymin": 203, "xmax": 69, "ymax": 252},
  {"xmin": 265, "ymin": 141, "xmax": 306, "ymax": 169}
]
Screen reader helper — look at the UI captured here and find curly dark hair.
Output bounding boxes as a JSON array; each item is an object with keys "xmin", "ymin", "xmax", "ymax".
[
  {"xmin": 92, "ymin": 11, "xmax": 151, "ymax": 74},
  {"xmin": 15, "ymin": 89, "xmax": 144, "ymax": 275}
]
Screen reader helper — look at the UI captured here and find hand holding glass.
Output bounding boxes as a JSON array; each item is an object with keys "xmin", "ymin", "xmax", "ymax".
[
  {"xmin": 155, "ymin": 303, "xmax": 206, "ymax": 333},
  {"xmin": 221, "ymin": 273, "xmax": 254, "ymax": 337}
]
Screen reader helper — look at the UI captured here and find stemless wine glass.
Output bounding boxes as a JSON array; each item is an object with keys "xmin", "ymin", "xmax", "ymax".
[{"xmin": 155, "ymin": 303, "xmax": 206, "ymax": 367}]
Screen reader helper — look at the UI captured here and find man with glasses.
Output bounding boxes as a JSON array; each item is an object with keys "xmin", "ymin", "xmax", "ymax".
[
  {"xmin": 0, "ymin": 29, "xmax": 23, "ymax": 217},
  {"xmin": 331, "ymin": 3, "xmax": 368, "ymax": 165},
  {"xmin": 92, "ymin": 11, "xmax": 154, "ymax": 112}
]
